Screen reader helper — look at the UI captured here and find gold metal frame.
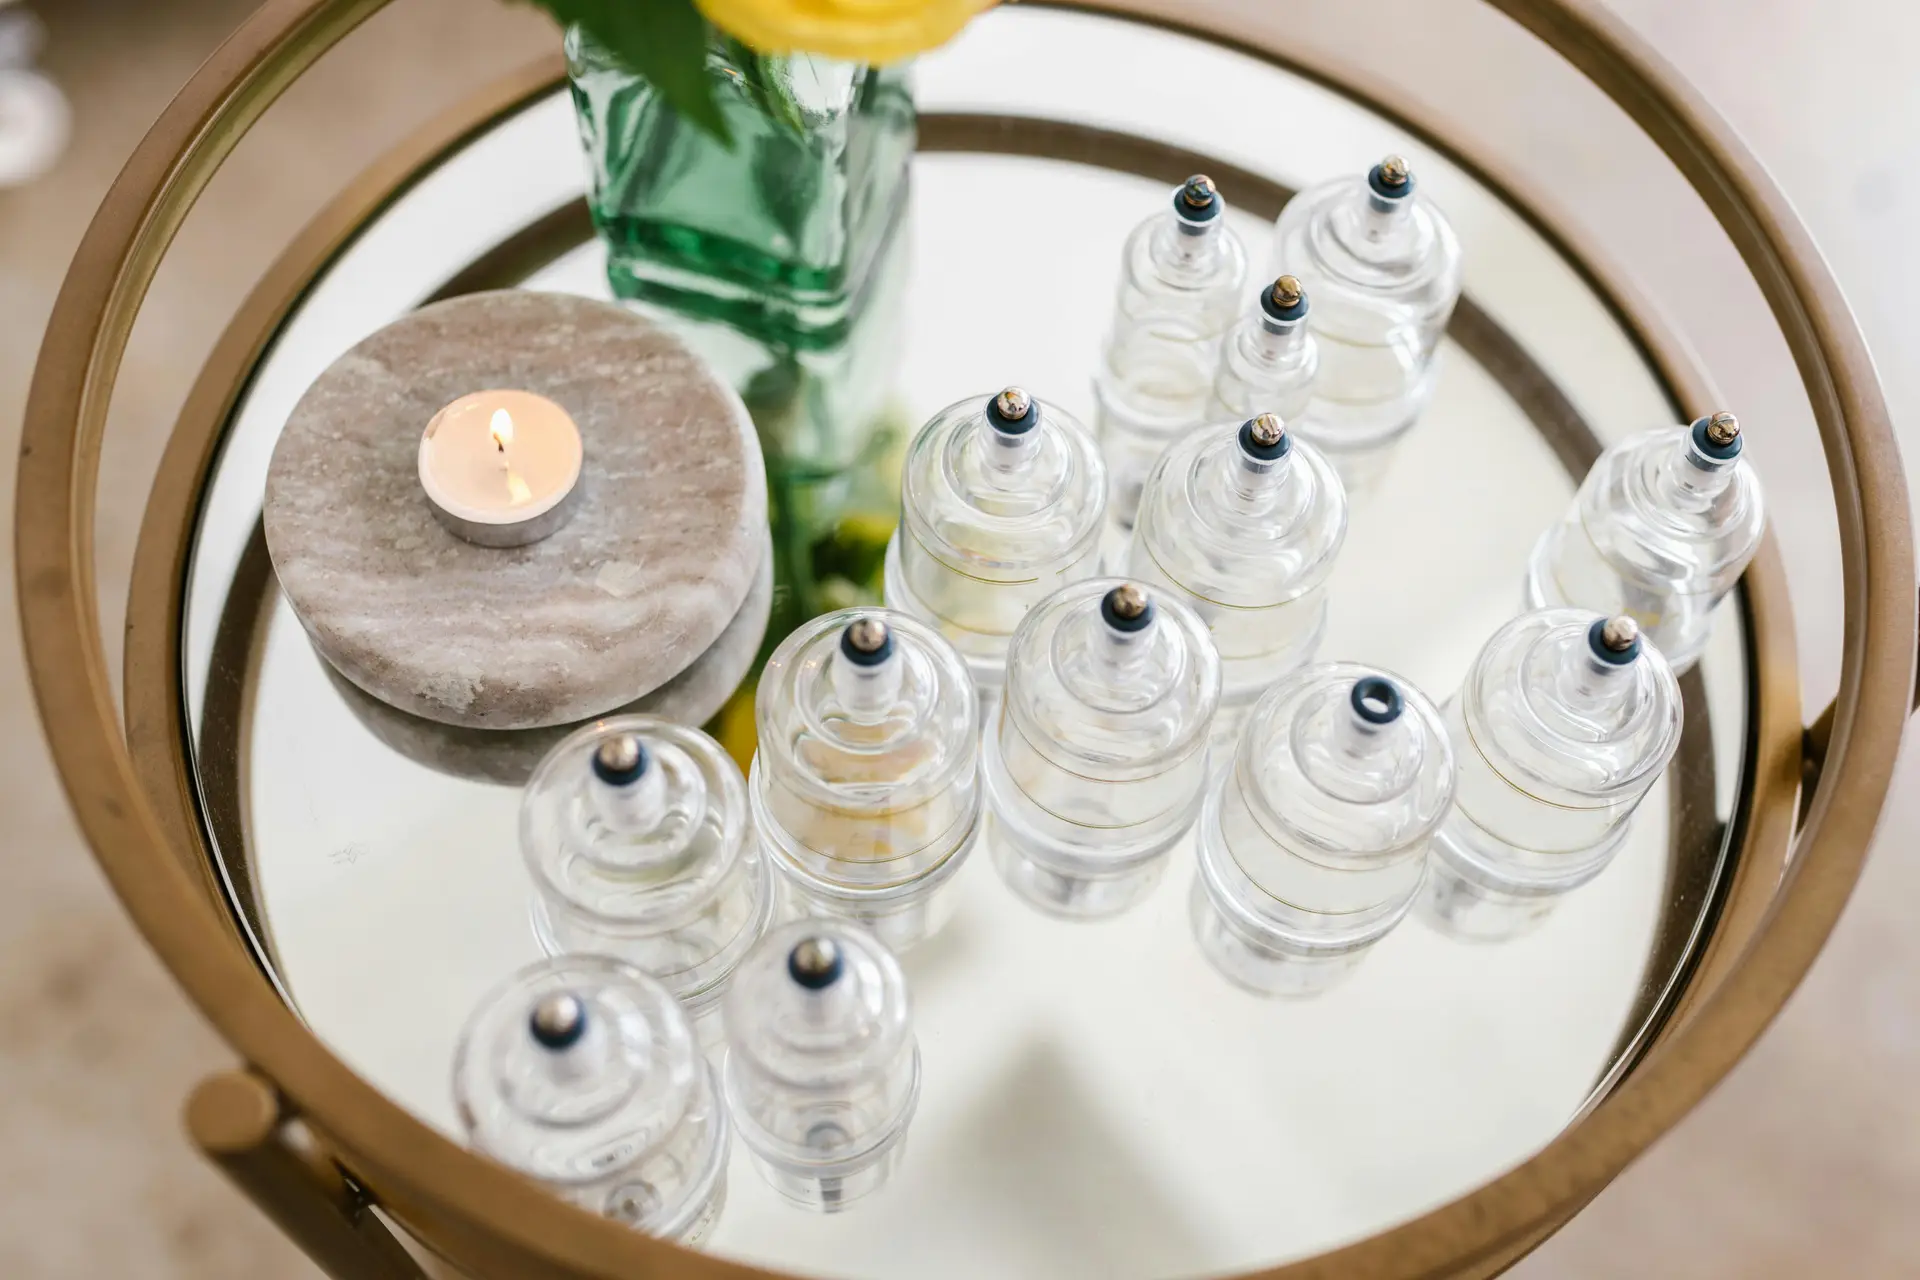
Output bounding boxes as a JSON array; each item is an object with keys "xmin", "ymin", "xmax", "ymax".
[{"xmin": 17, "ymin": 1, "xmax": 1912, "ymax": 1277}]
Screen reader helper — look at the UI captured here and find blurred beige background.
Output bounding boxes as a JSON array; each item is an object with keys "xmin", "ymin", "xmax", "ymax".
[{"xmin": 1, "ymin": 0, "xmax": 1914, "ymax": 1275}]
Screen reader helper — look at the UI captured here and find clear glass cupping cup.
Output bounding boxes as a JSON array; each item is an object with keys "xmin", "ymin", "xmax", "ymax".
[
  {"xmin": 452, "ymin": 955, "xmax": 729, "ymax": 1242},
  {"xmin": 1192, "ymin": 664, "xmax": 1456, "ymax": 997},
  {"xmin": 985, "ymin": 579, "xmax": 1222, "ymax": 919},
  {"xmin": 1525, "ymin": 412, "xmax": 1765, "ymax": 674},
  {"xmin": 883, "ymin": 388, "xmax": 1108, "ymax": 708},
  {"xmin": 750, "ymin": 608, "xmax": 981, "ymax": 951},
  {"xmin": 1421, "ymin": 611, "xmax": 1683, "ymax": 942},
  {"xmin": 1270, "ymin": 156, "xmax": 1462, "ymax": 495},
  {"xmin": 722, "ymin": 920, "xmax": 920, "ymax": 1212},
  {"xmin": 1126, "ymin": 413, "xmax": 1348, "ymax": 746},
  {"xmin": 1093, "ymin": 174, "xmax": 1251, "ymax": 527},
  {"xmin": 520, "ymin": 717, "xmax": 775, "ymax": 1020},
  {"xmin": 1211, "ymin": 275, "xmax": 1319, "ymax": 426}
]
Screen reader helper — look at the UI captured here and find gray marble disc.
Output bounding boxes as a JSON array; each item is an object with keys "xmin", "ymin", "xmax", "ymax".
[
  {"xmin": 322, "ymin": 537, "xmax": 774, "ymax": 785},
  {"xmin": 264, "ymin": 291, "xmax": 767, "ymax": 729}
]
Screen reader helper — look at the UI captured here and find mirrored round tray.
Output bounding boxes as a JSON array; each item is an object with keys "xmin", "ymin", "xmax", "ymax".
[{"xmin": 19, "ymin": 1, "xmax": 1915, "ymax": 1278}]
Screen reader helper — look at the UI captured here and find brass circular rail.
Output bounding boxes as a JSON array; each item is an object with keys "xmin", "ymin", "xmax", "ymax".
[{"xmin": 16, "ymin": 0, "xmax": 1913, "ymax": 1276}]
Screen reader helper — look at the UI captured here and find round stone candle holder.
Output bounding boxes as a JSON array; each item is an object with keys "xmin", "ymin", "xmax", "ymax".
[
  {"xmin": 263, "ymin": 290, "xmax": 767, "ymax": 730},
  {"xmin": 325, "ymin": 540, "xmax": 774, "ymax": 785}
]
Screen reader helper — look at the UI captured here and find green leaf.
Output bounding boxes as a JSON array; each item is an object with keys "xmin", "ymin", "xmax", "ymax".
[
  {"xmin": 716, "ymin": 35, "xmax": 805, "ymax": 140},
  {"xmin": 751, "ymin": 50, "xmax": 809, "ymax": 138},
  {"xmin": 527, "ymin": 0, "xmax": 730, "ymax": 144}
]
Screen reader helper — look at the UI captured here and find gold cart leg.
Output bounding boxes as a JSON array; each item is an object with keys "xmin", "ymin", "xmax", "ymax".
[
  {"xmin": 1802, "ymin": 647, "xmax": 1920, "ymax": 821},
  {"xmin": 186, "ymin": 1069, "xmax": 427, "ymax": 1279}
]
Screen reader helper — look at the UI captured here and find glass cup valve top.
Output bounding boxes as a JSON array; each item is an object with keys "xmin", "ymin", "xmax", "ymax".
[
  {"xmin": 751, "ymin": 608, "xmax": 981, "ymax": 951},
  {"xmin": 1192, "ymin": 664, "xmax": 1455, "ymax": 997},
  {"xmin": 1421, "ymin": 610, "xmax": 1683, "ymax": 942},
  {"xmin": 985, "ymin": 579, "xmax": 1222, "ymax": 919},
  {"xmin": 722, "ymin": 921, "xmax": 920, "ymax": 1213},
  {"xmin": 520, "ymin": 716, "xmax": 775, "ymax": 1018},
  {"xmin": 1093, "ymin": 174, "xmax": 1252, "ymax": 526},
  {"xmin": 884, "ymin": 387, "xmax": 1108, "ymax": 707},
  {"xmin": 452, "ymin": 956, "xmax": 729, "ymax": 1242},
  {"xmin": 1127, "ymin": 412, "xmax": 1348, "ymax": 746},
  {"xmin": 1525, "ymin": 411, "xmax": 1765, "ymax": 674},
  {"xmin": 1269, "ymin": 154, "xmax": 1462, "ymax": 495},
  {"xmin": 1211, "ymin": 274, "xmax": 1319, "ymax": 427}
]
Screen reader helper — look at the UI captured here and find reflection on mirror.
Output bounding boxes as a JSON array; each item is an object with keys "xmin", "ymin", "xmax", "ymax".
[{"xmin": 179, "ymin": 7, "xmax": 1755, "ymax": 1277}]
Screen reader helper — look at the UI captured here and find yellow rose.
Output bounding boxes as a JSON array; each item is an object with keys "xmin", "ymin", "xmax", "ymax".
[{"xmin": 696, "ymin": 0, "xmax": 999, "ymax": 63}]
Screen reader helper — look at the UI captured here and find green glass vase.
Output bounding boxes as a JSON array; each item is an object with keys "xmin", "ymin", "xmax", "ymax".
[
  {"xmin": 565, "ymin": 27, "xmax": 916, "ymax": 349},
  {"xmin": 683, "ymin": 209, "xmax": 915, "ymax": 770}
]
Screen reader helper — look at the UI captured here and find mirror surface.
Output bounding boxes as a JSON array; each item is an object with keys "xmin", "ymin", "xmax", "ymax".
[{"xmin": 178, "ymin": 8, "xmax": 1749, "ymax": 1276}]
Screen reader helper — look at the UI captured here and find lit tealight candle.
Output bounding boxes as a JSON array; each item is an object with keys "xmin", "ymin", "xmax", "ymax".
[{"xmin": 418, "ymin": 389, "xmax": 584, "ymax": 547}]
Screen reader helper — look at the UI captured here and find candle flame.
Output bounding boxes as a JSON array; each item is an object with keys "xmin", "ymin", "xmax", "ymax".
[
  {"xmin": 505, "ymin": 469, "xmax": 533, "ymax": 505},
  {"xmin": 490, "ymin": 408, "xmax": 514, "ymax": 452}
]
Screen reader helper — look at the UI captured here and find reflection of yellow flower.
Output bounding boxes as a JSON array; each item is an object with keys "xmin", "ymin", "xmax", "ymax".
[
  {"xmin": 705, "ymin": 679, "xmax": 760, "ymax": 772},
  {"xmin": 697, "ymin": 0, "xmax": 999, "ymax": 63}
]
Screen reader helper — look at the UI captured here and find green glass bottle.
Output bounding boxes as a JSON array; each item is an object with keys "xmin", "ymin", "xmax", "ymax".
[
  {"xmin": 693, "ymin": 229, "xmax": 914, "ymax": 771},
  {"xmin": 565, "ymin": 26, "xmax": 915, "ymax": 349}
]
